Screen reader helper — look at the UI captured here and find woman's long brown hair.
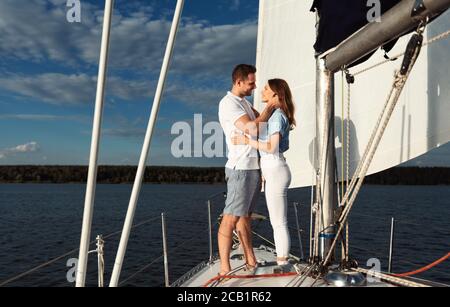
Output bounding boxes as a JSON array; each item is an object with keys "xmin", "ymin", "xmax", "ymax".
[{"xmin": 268, "ymin": 79, "xmax": 297, "ymax": 128}]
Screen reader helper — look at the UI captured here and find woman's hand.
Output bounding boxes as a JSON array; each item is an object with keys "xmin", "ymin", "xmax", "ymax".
[
  {"xmin": 231, "ymin": 133, "xmax": 248, "ymax": 145},
  {"xmin": 267, "ymin": 94, "xmax": 282, "ymax": 110}
]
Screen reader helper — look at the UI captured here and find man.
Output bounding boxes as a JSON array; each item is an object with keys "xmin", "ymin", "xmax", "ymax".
[{"xmin": 218, "ymin": 64, "xmax": 279, "ymax": 275}]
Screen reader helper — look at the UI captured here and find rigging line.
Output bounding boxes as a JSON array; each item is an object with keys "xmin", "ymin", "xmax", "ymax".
[
  {"xmin": 353, "ymin": 28, "xmax": 450, "ymax": 76},
  {"xmin": 0, "ymin": 249, "xmax": 80, "ymax": 287},
  {"xmin": 252, "ymin": 231, "xmax": 275, "ymax": 248},
  {"xmin": 322, "ymin": 30, "xmax": 425, "ymax": 268},
  {"xmin": 296, "ymin": 263, "xmax": 319, "ymax": 287},
  {"xmin": 290, "ymin": 264, "xmax": 312, "ymax": 287},
  {"xmin": 119, "ymin": 224, "xmax": 214, "ymax": 286},
  {"xmin": 0, "ymin": 215, "xmax": 162, "ymax": 287},
  {"xmin": 341, "ymin": 70, "xmax": 345, "ymax": 201},
  {"xmin": 336, "ymin": 64, "xmax": 404, "ymax": 228},
  {"xmin": 327, "ymin": 72, "xmax": 416, "ymax": 267},
  {"xmin": 339, "ymin": 71, "xmax": 346, "ymax": 261},
  {"xmin": 345, "ymin": 71, "xmax": 352, "ymax": 262},
  {"xmin": 103, "ymin": 215, "xmax": 162, "ymax": 240},
  {"xmin": 119, "ymin": 255, "xmax": 165, "ymax": 287},
  {"xmin": 337, "ymin": 63, "xmax": 400, "ymax": 221},
  {"xmin": 338, "ymin": 83, "xmax": 397, "ymax": 219},
  {"xmin": 292, "ymin": 264, "xmax": 317, "ymax": 287}
]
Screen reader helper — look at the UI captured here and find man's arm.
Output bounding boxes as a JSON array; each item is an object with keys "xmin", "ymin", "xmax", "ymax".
[
  {"xmin": 234, "ymin": 105, "xmax": 275, "ymax": 137},
  {"xmin": 233, "ymin": 133, "xmax": 281, "ymax": 154}
]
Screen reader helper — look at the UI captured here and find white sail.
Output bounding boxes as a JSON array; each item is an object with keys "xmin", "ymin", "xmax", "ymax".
[{"xmin": 255, "ymin": 0, "xmax": 450, "ymax": 188}]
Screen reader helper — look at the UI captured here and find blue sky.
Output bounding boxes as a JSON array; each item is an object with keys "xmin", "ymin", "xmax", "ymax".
[{"xmin": 0, "ymin": 0, "xmax": 448, "ymax": 167}]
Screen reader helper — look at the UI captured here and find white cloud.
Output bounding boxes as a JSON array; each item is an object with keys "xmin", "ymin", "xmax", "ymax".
[
  {"xmin": 0, "ymin": 0, "xmax": 257, "ymax": 75},
  {"xmin": 0, "ymin": 73, "xmax": 152, "ymax": 106},
  {"xmin": 12, "ymin": 142, "xmax": 40, "ymax": 153},
  {"xmin": 0, "ymin": 1, "xmax": 257, "ymax": 110},
  {"xmin": 0, "ymin": 142, "xmax": 41, "ymax": 159},
  {"xmin": 0, "ymin": 72, "xmax": 226, "ymax": 113}
]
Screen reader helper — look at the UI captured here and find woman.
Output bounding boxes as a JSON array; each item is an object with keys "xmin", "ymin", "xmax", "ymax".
[{"xmin": 232, "ymin": 79, "xmax": 296, "ymax": 266}]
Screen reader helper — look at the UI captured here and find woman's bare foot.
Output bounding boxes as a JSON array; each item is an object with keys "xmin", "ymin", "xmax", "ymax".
[{"xmin": 277, "ymin": 257, "xmax": 289, "ymax": 266}]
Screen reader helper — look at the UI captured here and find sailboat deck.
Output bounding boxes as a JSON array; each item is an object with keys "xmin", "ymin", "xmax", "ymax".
[{"xmin": 175, "ymin": 245, "xmax": 397, "ymax": 287}]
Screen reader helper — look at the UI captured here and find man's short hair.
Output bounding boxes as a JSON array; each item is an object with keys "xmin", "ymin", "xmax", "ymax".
[{"xmin": 232, "ymin": 64, "xmax": 257, "ymax": 84}]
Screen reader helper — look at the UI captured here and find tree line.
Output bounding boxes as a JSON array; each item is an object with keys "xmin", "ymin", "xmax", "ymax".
[
  {"xmin": 0, "ymin": 166, "xmax": 225, "ymax": 184},
  {"xmin": 0, "ymin": 166, "xmax": 448, "ymax": 185}
]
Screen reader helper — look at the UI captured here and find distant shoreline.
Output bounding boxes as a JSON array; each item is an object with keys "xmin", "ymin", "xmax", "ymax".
[{"xmin": 0, "ymin": 166, "xmax": 449, "ymax": 185}]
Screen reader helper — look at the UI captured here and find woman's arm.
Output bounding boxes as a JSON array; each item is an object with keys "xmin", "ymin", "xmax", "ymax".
[{"xmin": 232, "ymin": 133, "xmax": 281, "ymax": 154}]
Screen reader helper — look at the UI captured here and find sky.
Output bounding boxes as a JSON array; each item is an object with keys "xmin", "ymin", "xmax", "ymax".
[{"xmin": 0, "ymin": 0, "xmax": 448, "ymax": 167}]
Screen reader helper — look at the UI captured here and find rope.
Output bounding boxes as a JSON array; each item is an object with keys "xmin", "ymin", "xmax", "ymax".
[
  {"xmin": 322, "ymin": 29, "xmax": 425, "ymax": 268},
  {"xmin": 294, "ymin": 263, "xmax": 320, "ymax": 287},
  {"xmin": 392, "ymin": 252, "xmax": 450, "ymax": 278},
  {"xmin": 352, "ymin": 267, "xmax": 430, "ymax": 287},
  {"xmin": 204, "ymin": 272, "xmax": 298, "ymax": 288},
  {"xmin": 325, "ymin": 73, "xmax": 411, "ymax": 267},
  {"xmin": 353, "ymin": 29, "xmax": 450, "ymax": 76}
]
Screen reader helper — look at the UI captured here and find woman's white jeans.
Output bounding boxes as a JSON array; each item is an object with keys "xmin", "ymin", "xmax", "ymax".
[{"xmin": 261, "ymin": 155, "xmax": 292, "ymax": 260}]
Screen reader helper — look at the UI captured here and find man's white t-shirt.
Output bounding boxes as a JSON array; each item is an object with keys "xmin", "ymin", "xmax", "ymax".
[{"xmin": 219, "ymin": 92, "xmax": 260, "ymax": 170}]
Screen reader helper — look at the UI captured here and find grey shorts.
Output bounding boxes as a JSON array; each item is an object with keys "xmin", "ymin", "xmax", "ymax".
[{"xmin": 224, "ymin": 168, "xmax": 261, "ymax": 217}]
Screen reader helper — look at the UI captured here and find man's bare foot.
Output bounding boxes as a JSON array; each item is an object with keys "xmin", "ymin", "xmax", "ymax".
[{"xmin": 219, "ymin": 270, "xmax": 230, "ymax": 276}]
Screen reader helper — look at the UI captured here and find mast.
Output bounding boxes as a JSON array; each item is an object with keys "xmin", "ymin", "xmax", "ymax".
[
  {"xmin": 76, "ymin": 0, "xmax": 114, "ymax": 287},
  {"xmin": 315, "ymin": 57, "xmax": 337, "ymax": 262},
  {"xmin": 109, "ymin": 0, "xmax": 185, "ymax": 287}
]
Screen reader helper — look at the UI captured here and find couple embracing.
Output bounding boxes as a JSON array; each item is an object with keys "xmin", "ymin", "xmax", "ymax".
[{"xmin": 218, "ymin": 64, "xmax": 296, "ymax": 276}]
